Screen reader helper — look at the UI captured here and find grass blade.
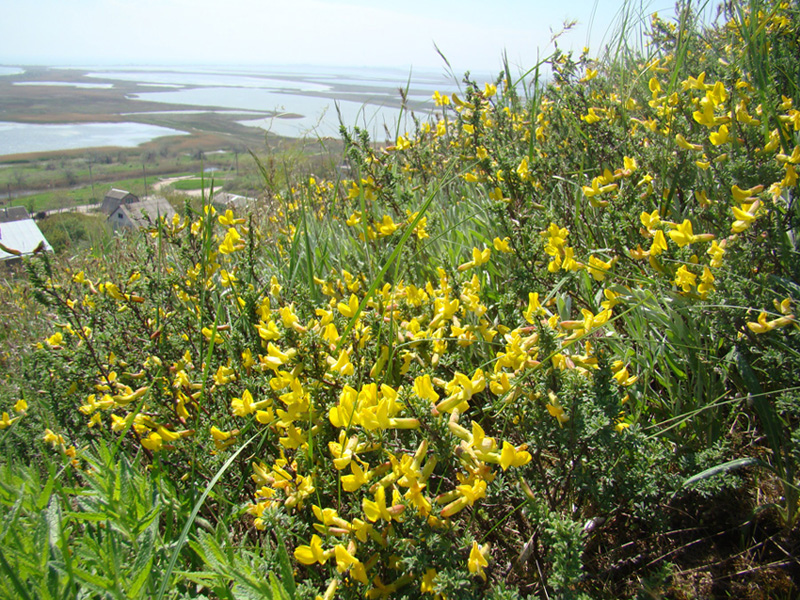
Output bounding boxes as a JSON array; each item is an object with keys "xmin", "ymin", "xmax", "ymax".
[{"xmin": 154, "ymin": 433, "xmax": 257, "ymax": 600}]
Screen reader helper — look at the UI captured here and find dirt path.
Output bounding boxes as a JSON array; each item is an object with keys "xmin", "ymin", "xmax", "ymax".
[{"xmin": 153, "ymin": 175, "xmax": 222, "ymax": 197}]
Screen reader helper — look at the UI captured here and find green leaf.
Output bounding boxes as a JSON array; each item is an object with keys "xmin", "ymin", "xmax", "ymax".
[
  {"xmin": 0, "ymin": 546, "xmax": 33, "ymax": 600},
  {"xmin": 45, "ymin": 498, "xmax": 62, "ymax": 558},
  {"xmin": 0, "ymin": 497, "xmax": 23, "ymax": 543},
  {"xmin": 275, "ymin": 532, "xmax": 296, "ymax": 599},
  {"xmin": 734, "ymin": 349, "xmax": 786, "ymax": 474},
  {"xmin": 37, "ymin": 474, "xmax": 55, "ymax": 511},
  {"xmin": 128, "ymin": 520, "xmax": 156, "ymax": 598},
  {"xmin": 269, "ymin": 572, "xmax": 288, "ymax": 600},
  {"xmin": 71, "ymin": 567, "xmax": 114, "ymax": 593},
  {"xmin": 683, "ymin": 457, "xmax": 769, "ymax": 488}
]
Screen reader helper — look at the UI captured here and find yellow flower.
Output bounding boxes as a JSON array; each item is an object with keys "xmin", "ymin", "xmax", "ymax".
[
  {"xmin": 328, "ymin": 349, "xmax": 355, "ymax": 376},
  {"xmin": 333, "ymin": 543, "xmax": 362, "ymax": 574},
  {"xmin": 587, "ymin": 255, "xmax": 613, "ymax": 281},
  {"xmin": 747, "ymin": 311, "xmax": 796, "ymax": 334},
  {"xmin": 698, "ymin": 267, "xmax": 715, "ymax": 298},
  {"xmin": 650, "ymin": 229, "xmax": 668, "ymax": 255},
  {"xmin": 433, "ymin": 91, "xmax": 450, "ymax": 106},
  {"xmin": 457, "ymin": 247, "xmax": 491, "ymax": 272},
  {"xmin": 420, "ymin": 568, "xmax": 438, "ymax": 594},
  {"xmin": 668, "ymin": 219, "xmax": 696, "ymax": 247},
  {"xmin": 337, "ymin": 294, "xmax": 360, "ymax": 319},
  {"xmin": 673, "ymin": 265, "xmax": 697, "ymax": 292},
  {"xmin": 413, "ymin": 374, "xmax": 440, "ymax": 403},
  {"xmin": 141, "ymin": 432, "xmax": 163, "ymax": 452},
  {"xmin": 675, "ymin": 133, "xmax": 703, "ymax": 151},
  {"xmin": 581, "ymin": 108, "xmax": 602, "ymax": 124},
  {"xmin": 499, "ymin": 441, "xmax": 531, "ymax": 470},
  {"xmin": 516, "ymin": 157, "xmax": 530, "ymax": 181},
  {"xmin": 732, "ymin": 184, "xmax": 764, "ymax": 201},
  {"xmin": 468, "ymin": 541, "xmax": 490, "ymax": 580},
  {"xmin": 46, "ymin": 332, "xmax": 64, "ymax": 348},
  {"xmin": 493, "ymin": 237, "xmax": 512, "ymax": 253},
  {"xmin": 731, "ymin": 199, "xmax": 760, "ymax": 233},
  {"xmin": 0, "ymin": 412, "xmax": 19, "ymax": 429},
  {"xmin": 395, "ymin": 135, "xmax": 411, "ymax": 151},
  {"xmin": 218, "ymin": 209, "xmax": 245, "ymax": 226},
  {"xmin": 43, "ymin": 428, "xmax": 65, "ymax": 447},
  {"xmin": 376, "ymin": 215, "xmax": 398, "ymax": 238},
  {"xmin": 363, "ymin": 485, "xmax": 403, "ymax": 522},
  {"xmin": 709, "ymin": 124, "xmax": 729, "ymax": 145},
  {"xmin": 294, "ymin": 534, "xmax": 329, "ymax": 565}
]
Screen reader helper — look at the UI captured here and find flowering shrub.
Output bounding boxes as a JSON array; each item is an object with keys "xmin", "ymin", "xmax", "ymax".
[{"xmin": 3, "ymin": 1, "xmax": 800, "ymax": 598}]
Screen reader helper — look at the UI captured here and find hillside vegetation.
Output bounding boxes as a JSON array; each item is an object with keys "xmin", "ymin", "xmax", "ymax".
[{"xmin": 1, "ymin": 1, "xmax": 799, "ymax": 598}]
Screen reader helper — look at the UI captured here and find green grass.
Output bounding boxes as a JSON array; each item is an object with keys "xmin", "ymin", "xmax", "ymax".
[{"xmin": 170, "ymin": 178, "xmax": 223, "ymax": 191}]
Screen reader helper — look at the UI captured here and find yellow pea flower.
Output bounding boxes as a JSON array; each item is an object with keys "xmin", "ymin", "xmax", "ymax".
[
  {"xmin": 468, "ymin": 541, "xmax": 490, "ymax": 580},
  {"xmin": 675, "ymin": 133, "xmax": 703, "ymax": 151},
  {"xmin": 493, "ymin": 237, "xmax": 512, "ymax": 252},
  {"xmin": 0, "ymin": 412, "xmax": 19, "ymax": 429},
  {"xmin": 376, "ymin": 215, "xmax": 398, "ymax": 237},
  {"xmin": 746, "ymin": 311, "xmax": 796, "ymax": 334},
  {"xmin": 709, "ymin": 124, "xmax": 729, "ymax": 145},
  {"xmin": 499, "ymin": 441, "xmax": 531, "ymax": 470},
  {"xmin": 294, "ymin": 534, "xmax": 330, "ymax": 565},
  {"xmin": 673, "ymin": 265, "xmax": 697, "ymax": 292},
  {"xmin": 141, "ymin": 432, "xmax": 163, "ymax": 452},
  {"xmin": 337, "ymin": 294, "xmax": 360, "ymax": 318}
]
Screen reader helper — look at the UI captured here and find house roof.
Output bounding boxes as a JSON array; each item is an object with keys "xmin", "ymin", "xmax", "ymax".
[
  {"xmin": 100, "ymin": 189, "xmax": 139, "ymax": 215},
  {"xmin": 212, "ymin": 192, "xmax": 257, "ymax": 209},
  {"xmin": 114, "ymin": 197, "xmax": 176, "ymax": 228},
  {"xmin": 0, "ymin": 206, "xmax": 31, "ymax": 223},
  {"xmin": 0, "ymin": 219, "xmax": 52, "ymax": 260},
  {"xmin": 105, "ymin": 188, "xmax": 136, "ymax": 201}
]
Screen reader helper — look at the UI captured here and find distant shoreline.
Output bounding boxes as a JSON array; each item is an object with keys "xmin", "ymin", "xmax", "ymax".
[{"xmin": 0, "ymin": 65, "xmax": 455, "ymax": 157}]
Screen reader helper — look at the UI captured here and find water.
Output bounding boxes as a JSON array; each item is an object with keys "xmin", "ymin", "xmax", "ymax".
[
  {"xmin": 87, "ymin": 70, "xmax": 332, "ymax": 92},
  {"xmin": 0, "ymin": 65, "xmax": 467, "ymax": 154},
  {"xmin": 14, "ymin": 81, "xmax": 115, "ymax": 89},
  {"xmin": 132, "ymin": 86, "xmax": 424, "ymax": 139},
  {"xmin": 0, "ymin": 122, "xmax": 187, "ymax": 156}
]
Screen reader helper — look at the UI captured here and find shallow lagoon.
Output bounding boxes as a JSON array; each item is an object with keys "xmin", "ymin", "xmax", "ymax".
[
  {"xmin": 0, "ymin": 65, "xmax": 465, "ymax": 154},
  {"xmin": 0, "ymin": 121, "xmax": 187, "ymax": 155}
]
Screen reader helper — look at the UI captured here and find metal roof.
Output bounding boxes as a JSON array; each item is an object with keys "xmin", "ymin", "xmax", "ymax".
[
  {"xmin": 0, "ymin": 218, "xmax": 52, "ymax": 260},
  {"xmin": 105, "ymin": 189, "xmax": 136, "ymax": 201},
  {"xmin": 0, "ymin": 206, "xmax": 30, "ymax": 223}
]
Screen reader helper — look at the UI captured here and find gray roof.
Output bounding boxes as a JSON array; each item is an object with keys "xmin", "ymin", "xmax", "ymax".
[
  {"xmin": 212, "ymin": 192, "xmax": 257, "ymax": 210},
  {"xmin": 0, "ymin": 219, "xmax": 52, "ymax": 260},
  {"xmin": 105, "ymin": 189, "xmax": 136, "ymax": 201},
  {"xmin": 100, "ymin": 189, "xmax": 139, "ymax": 215},
  {"xmin": 0, "ymin": 206, "xmax": 31, "ymax": 223},
  {"xmin": 114, "ymin": 197, "xmax": 176, "ymax": 228}
]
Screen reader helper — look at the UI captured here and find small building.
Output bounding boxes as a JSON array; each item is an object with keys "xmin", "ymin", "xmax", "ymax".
[
  {"xmin": 0, "ymin": 210, "xmax": 52, "ymax": 262},
  {"xmin": 212, "ymin": 192, "xmax": 257, "ymax": 213},
  {"xmin": 108, "ymin": 197, "xmax": 176, "ymax": 231},
  {"xmin": 100, "ymin": 189, "xmax": 139, "ymax": 215}
]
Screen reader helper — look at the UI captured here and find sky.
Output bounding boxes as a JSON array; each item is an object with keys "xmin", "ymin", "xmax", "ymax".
[{"xmin": 0, "ymin": 0, "xmax": 681, "ymax": 73}]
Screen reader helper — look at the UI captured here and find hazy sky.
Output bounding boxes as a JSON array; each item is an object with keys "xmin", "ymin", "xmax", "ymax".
[{"xmin": 1, "ymin": 0, "xmax": 677, "ymax": 72}]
